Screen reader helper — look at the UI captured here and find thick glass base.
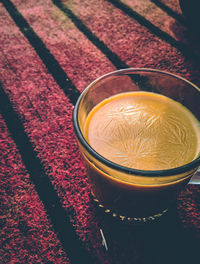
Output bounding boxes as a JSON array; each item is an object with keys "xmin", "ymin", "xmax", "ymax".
[{"xmin": 93, "ymin": 197, "xmax": 168, "ymax": 224}]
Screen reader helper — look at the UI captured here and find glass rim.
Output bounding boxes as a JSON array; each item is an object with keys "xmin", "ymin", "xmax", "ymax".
[{"xmin": 73, "ymin": 68, "xmax": 200, "ymax": 177}]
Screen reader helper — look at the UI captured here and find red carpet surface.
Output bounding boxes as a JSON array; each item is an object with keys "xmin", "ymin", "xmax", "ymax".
[{"xmin": 0, "ymin": 0, "xmax": 200, "ymax": 263}]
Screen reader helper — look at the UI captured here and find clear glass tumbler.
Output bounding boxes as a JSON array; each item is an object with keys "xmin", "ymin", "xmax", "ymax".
[{"xmin": 73, "ymin": 68, "xmax": 200, "ymax": 224}]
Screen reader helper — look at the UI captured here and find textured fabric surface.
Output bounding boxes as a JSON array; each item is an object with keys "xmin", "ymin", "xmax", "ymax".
[{"xmin": 0, "ymin": 0, "xmax": 200, "ymax": 263}]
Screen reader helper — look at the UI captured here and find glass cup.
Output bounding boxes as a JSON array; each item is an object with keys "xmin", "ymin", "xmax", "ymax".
[{"xmin": 73, "ymin": 68, "xmax": 200, "ymax": 224}]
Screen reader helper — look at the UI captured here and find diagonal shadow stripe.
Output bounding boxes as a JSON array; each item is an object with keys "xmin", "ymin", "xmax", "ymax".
[
  {"xmin": 0, "ymin": 81, "xmax": 96, "ymax": 264},
  {"xmin": 107, "ymin": 0, "xmax": 200, "ymax": 66},
  {"xmin": 150, "ymin": 0, "xmax": 186, "ymax": 25},
  {"xmin": 1, "ymin": 0, "xmax": 80, "ymax": 106},
  {"xmin": 51, "ymin": 0, "xmax": 128, "ymax": 69}
]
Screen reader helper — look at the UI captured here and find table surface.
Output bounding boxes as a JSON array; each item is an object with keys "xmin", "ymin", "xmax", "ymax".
[{"xmin": 1, "ymin": 0, "xmax": 200, "ymax": 263}]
